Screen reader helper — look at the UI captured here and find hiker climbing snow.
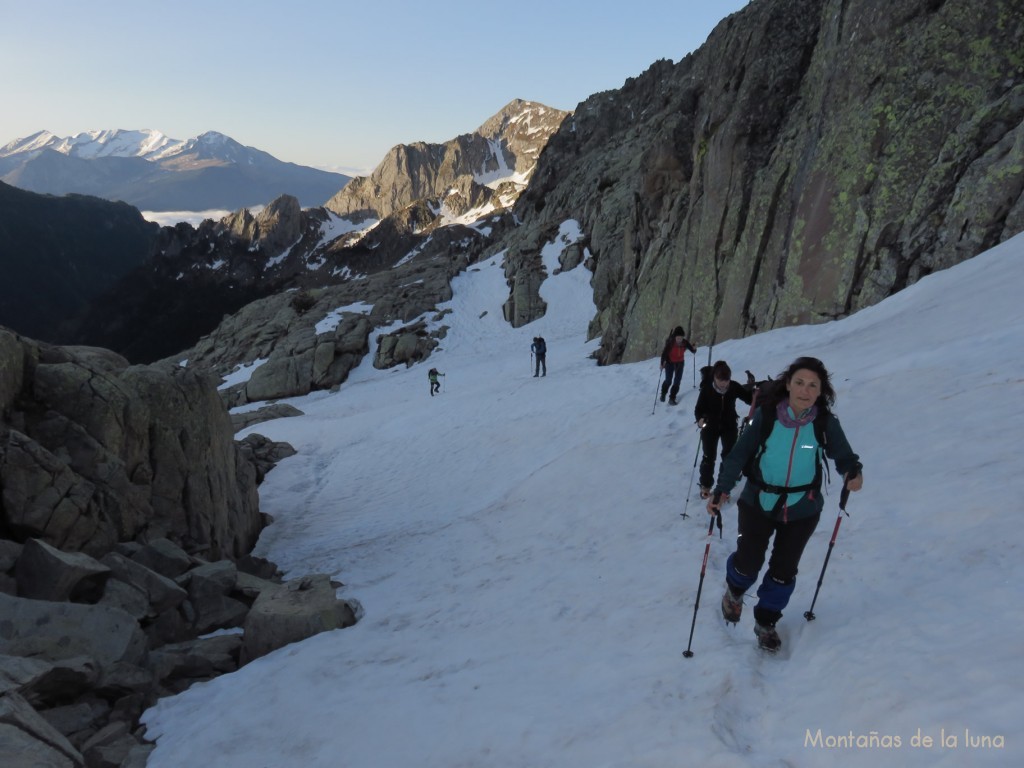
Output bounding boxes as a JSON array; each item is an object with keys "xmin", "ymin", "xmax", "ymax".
[
  {"xmin": 706, "ymin": 357, "xmax": 863, "ymax": 652},
  {"xmin": 659, "ymin": 326, "xmax": 696, "ymax": 405},
  {"xmin": 694, "ymin": 361, "xmax": 754, "ymax": 499},
  {"xmin": 428, "ymin": 367, "xmax": 445, "ymax": 396},
  {"xmin": 531, "ymin": 337, "xmax": 547, "ymax": 377}
]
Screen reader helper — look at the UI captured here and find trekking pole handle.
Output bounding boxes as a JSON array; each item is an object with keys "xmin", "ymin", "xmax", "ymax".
[{"xmin": 840, "ymin": 468, "xmax": 860, "ymax": 513}]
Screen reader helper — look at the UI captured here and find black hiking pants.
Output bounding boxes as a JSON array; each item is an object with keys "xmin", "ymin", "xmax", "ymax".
[
  {"xmin": 727, "ymin": 499, "xmax": 820, "ymax": 625},
  {"xmin": 699, "ymin": 421, "xmax": 739, "ymax": 489}
]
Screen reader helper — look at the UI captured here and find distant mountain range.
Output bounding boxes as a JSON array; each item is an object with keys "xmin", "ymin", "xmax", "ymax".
[{"xmin": 0, "ymin": 129, "xmax": 351, "ymax": 210}]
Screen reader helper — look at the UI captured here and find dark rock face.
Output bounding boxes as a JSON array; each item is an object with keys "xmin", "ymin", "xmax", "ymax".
[
  {"xmin": 506, "ymin": 0, "xmax": 1024, "ymax": 362},
  {"xmin": 0, "ymin": 329, "xmax": 260, "ymax": 560},
  {"xmin": 0, "ymin": 328, "xmax": 358, "ymax": 762}
]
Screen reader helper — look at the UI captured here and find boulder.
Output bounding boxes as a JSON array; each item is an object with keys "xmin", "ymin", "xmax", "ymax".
[
  {"xmin": 240, "ymin": 574, "xmax": 358, "ymax": 663},
  {"xmin": 0, "ymin": 654, "xmax": 99, "ymax": 708},
  {"xmin": 128, "ymin": 538, "xmax": 192, "ymax": 580},
  {"xmin": 0, "ymin": 593, "xmax": 147, "ymax": 668},
  {"xmin": 236, "ymin": 433, "xmax": 297, "ymax": 482},
  {"xmin": 148, "ymin": 634, "xmax": 241, "ymax": 693},
  {"xmin": 0, "ymin": 539, "xmax": 22, "ymax": 572},
  {"xmin": 37, "ymin": 697, "xmax": 111, "ymax": 743},
  {"xmin": 229, "ymin": 403, "xmax": 304, "ymax": 432},
  {"xmin": 0, "ymin": 334, "xmax": 263, "ymax": 562},
  {"xmin": 14, "ymin": 539, "xmax": 110, "ymax": 603},
  {"xmin": 0, "ymin": 691, "xmax": 84, "ymax": 767},
  {"xmin": 96, "ymin": 579, "xmax": 150, "ymax": 622},
  {"xmin": 99, "ymin": 553, "xmax": 187, "ymax": 615},
  {"xmin": 180, "ymin": 560, "xmax": 248, "ymax": 634}
]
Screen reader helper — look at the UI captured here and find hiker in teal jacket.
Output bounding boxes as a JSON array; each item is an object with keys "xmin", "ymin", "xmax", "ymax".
[{"xmin": 706, "ymin": 356, "xmax": 863, "ymax": 652}]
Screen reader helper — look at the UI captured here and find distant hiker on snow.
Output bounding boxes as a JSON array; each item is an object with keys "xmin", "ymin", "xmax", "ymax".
[
  {"xmin": 694, "ymin": 361, "xmax": 754, "ymax": 499},
  {"xmin": 659, "ymin": 326, "xmax": 696, "ymax": 405},
  {"xmin": 706, "ymin": 356, "xmax": 863, "ymax": 653},
  {"xmin": 428, "ymin": 367, "xmax": 445, "ymax": 396},
  {"xmin": 531, "ymin": 337, "xmax": 547, "ymax": 377}
]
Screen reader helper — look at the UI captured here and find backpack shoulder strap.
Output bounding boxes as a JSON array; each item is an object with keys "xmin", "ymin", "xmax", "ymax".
[{"xmin": 742, "ymin": 404, "xmax": 777, "ymax": 479}]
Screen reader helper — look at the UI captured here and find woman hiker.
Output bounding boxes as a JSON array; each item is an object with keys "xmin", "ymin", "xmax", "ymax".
[
  {"xmin": 659, "ymin": 326, "xmax": 697, "ymax": 405},
  {"xmin": 694, "ymin": 360, "xmax": 754, "ymax": 499},
  {"xmin": 706, "ymin": 356, "xmax": 863, "ymax": 652}
]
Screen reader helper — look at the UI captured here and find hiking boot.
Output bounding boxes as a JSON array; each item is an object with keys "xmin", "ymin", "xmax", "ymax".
[
  {"xmin": 669, "ymin": 397, "xmax": 678, "ymax": 406},
  {"xmin": 721, "ymin": 585, "xmax": 743, "ymax": 624},
  {"xmin": 660, "ymin": 392, "xmax": 666, "ymax": 402},
  {"xmin": 754, "ymin": 622, "xmax": 782, "ymax": 652},
  {"xmin": 700, "ymin": 487, "xmax": 711, "ymax": 500}
]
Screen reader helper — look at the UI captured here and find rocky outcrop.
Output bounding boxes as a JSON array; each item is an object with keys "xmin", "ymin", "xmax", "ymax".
[
  {"xmin": 0, "ymin": 330, "xmax": 262, "ymax": 560},
  {"xmin": 0, "ymin": 327, "xmax": 360, "ymax": 763},
  {"xmin": 240, "ymin": 574, "xmax": 358, "ymax": 664},
  {"xmin": 173, "ymin": 234, "xmax": 474, "ymax": 408},
  {"xmin": 506, "ymin": 0, "xmax": 1024, "ymax": 362},
  {"xmin": 325, "ymin": 99, "xmax": 569, "ymax": 221},
  {"xmin": 0, "ymin": 536, "xmax": 358, "ymax": 765}
]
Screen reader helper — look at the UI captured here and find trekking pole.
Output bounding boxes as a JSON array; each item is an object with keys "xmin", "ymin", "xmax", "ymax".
[
  {"xmin": 680, "ymin": 424, "xmax": 703, "ymax": 518},
  {"xmin": 651, "ymin": 369, "xmax": 663, "ymax": 415},
  {"xmin": 682, "ymin": 494, "xmax": 723, "ymax": 658},
  {"xmin": 804, "ymin": 470, "xmax": 858, "ymax": 621},
  {"xmin": 530, "ymin": 351, "xmax": 534, "ymax": 376}
]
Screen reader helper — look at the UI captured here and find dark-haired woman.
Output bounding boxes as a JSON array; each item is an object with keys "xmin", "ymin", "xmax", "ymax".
[
  {"xmin": 694, "ymin": 360, "xmax": 754, "ymax": 498},
  {"xmin": 706, "ymin": 357, "xmax": 863, "ymax": 652},
  {"xmin": 659, "ymin": 326, "xmax": 697, "ymax": 405}
]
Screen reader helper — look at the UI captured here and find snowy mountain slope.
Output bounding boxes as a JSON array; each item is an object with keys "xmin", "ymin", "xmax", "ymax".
[
  {"xmin": 0, "ymin": 129, "xmax": 350, "ymax": 209},
  {"xmin": 140, "ymin": 229, "xmax": 1024, "ymax": 767}
]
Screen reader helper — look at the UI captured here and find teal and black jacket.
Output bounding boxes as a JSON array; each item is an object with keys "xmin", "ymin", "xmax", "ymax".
[{"xmin": 713, "ymin": 402, "xmax": 861, "ymax": 521}]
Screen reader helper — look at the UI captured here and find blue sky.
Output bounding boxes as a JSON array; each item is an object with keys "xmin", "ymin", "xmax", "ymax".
[{"xmin": 1, "ymin": 0, "xmax": 748, "ymax": 174}]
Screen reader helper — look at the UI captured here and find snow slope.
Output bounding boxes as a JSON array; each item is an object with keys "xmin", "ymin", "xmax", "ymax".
[{"xmin": 141, "ymin": 227, "xmax": 1024, "ymax": 767}]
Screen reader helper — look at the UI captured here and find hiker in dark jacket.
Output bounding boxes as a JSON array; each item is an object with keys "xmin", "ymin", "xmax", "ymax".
[
  {"xmin": 706, "ymin": 356, "xmax": 863, "ymax": 652},
  {"xmin": 428, "ymin": 367, "xmax": 444, "ymax": 396},
  {"xmin": 659, "ymin": 326, "xmax": 696, "ymax": 405},
  {"xmin": 694, "ymin": 361, "xmax": 754, "ymax": 498},
  {"xmin": 531, "ymin": 337, "xmax": 547, "ymax": 377}
]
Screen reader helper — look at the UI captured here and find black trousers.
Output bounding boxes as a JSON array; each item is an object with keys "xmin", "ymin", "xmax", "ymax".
[
  {"xmin": 699, "ymin": 422, "xmax": 738, "ymax": 488},
  {"xmin": 727, "ymin": 499, "xmax": 821, "ymax": 625}
]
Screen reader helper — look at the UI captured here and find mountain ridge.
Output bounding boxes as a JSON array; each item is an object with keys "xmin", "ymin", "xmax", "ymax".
[{"xmin": 0, "ymin": 128, "xmax": 351, "ymax": 210}]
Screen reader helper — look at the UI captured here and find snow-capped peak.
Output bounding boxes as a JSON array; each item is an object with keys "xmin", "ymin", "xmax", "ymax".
[{"xmin": 0, "ymin": 128, "xmax": 184, "ymax": 160}]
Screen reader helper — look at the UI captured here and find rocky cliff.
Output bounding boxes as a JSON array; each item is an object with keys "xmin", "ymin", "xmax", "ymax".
[
  {"xmin": 0, "ymin": 325, "xmax": 366, "ymax": 763},
  {"xmin": 0, "ymin": 328, "xmax": 262, "ymax": 560},
  {"xmin": 507, "ymin": 0, "xmax": 1024, "ymax": 362},
  {"xmin": 324, "ymin": 99, "xmax": 569, "ymax": 220}
]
